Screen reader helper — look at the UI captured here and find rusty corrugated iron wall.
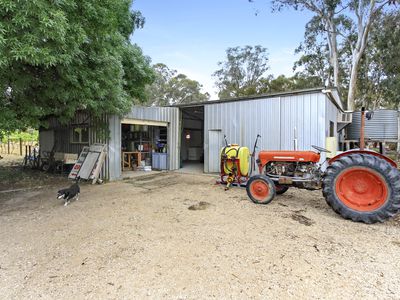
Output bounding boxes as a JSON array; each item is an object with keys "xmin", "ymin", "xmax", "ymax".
[{"xmin": 40, "ymin": 111, "xmax": 110, "ymax": 180}]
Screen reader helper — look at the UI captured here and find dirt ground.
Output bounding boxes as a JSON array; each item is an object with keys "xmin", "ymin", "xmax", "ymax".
[{"xmin": 1, "ymin": 156, "xmax": 400, "ymax": 299}]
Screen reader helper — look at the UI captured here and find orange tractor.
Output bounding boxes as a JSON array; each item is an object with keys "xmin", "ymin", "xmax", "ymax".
[{"xmin": 221, "ymin": 108, "xmax": 400, "ymax": 224}]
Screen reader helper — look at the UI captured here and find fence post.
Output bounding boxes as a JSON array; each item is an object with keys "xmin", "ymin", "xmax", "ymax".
[
  {"xmin": 7, "ymin": 134, "xmax": 10, "ymax": 154},
  {"xmin": 19, "ymin": 138, "xmax": 23, "ymax": 156}
]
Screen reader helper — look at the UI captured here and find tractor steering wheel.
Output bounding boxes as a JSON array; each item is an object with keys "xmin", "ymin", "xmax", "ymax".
[{"xmin": 312, "ymin": 145, "xmax": 331, "ymax": 153}]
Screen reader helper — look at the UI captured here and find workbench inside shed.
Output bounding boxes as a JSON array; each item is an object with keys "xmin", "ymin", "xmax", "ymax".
[{"xmin": 121, "ymin": 123, "xmax": 168, "ymax": 171}]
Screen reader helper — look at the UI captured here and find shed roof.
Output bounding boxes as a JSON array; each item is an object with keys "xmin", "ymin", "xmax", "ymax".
[{"xmin": 172, "ymin": 87, "xmax": 343, "ymax": 111}]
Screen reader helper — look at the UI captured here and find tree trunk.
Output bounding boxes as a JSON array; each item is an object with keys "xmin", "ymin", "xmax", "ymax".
[
  {"xmin": 347, "ymin": 63, "xmax": 358, "ymax": 111},
  {"xmin": 331, "ymin": 38, "xmax": 340, "ymax": 88},
  {"xmin": 325, "ymin": 18, "xmax": 340, "ymax": 88},
  {"xmin": 326, "ymin": 0, "xmax": 384, "ymax": 110},
  {"xmin": 347, "ymin": 0, "xmax": 375, "ymax": 110}
]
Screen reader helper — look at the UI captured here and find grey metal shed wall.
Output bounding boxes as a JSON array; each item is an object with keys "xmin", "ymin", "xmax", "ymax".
[
  {"xmin": 204, "ymin": 92, "xmax": 333, "ymax": 173},
  {"xmin": 326, "ymin": 96, "xmax": 338, "ymax": 138},
  {"xmin": 279, "ymin": 93, "xmax": 327, "ymax": 151},
  {"xmin": 122, "ymin": 106, "xmax": 181, "ymax": 170},
  {"xmin": 347, "ymin": 110, "xmax": 399, "ymax": 140}
]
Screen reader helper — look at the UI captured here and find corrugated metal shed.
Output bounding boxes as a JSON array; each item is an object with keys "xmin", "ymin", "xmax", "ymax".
[
  {"xmin": 203, "ymin": 91, "xmax": 336, "ymax": 172},
  {"xmin": 41, "ymin": 88, "xmax": 341, "ymax": 180},
  {"xmin": 347, "ymin": 110, "xmax": 399, "ymax": 140},
  {"xmin": 41, "ymin": 107, "xmax": 180, "ymax": 181}
]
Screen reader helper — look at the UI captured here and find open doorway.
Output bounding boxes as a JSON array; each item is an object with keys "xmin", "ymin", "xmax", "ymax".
[
  {"xmin": 121, "ymin": 122, "xmax": 168, "ymax": 172},
  {"xmin": 180, "ymin": 106, "xmax": 204, "ymax": 173}
]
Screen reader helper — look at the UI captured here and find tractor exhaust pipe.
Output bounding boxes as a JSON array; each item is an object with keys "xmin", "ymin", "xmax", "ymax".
[{"xmin": 360, "ymin": 107, "xmax": 365, "ymax": 151}]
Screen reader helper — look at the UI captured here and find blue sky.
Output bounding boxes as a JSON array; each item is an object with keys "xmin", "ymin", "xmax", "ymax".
[{"xmin": 132, "ymin": 0, "xmax": 313, "ymax": 99}]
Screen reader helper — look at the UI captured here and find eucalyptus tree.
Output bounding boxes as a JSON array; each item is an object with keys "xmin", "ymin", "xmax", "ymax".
[
  {"xmin": 270, "ymin": 0, "xmax": 398, "ymax": 109},
  {"xmin": 212, "ymin": 45, "xmax": 270, "ymax": 99},
  {"xmin": 146, "ymin": 63, "xmax": 209, "ymax": 106}
]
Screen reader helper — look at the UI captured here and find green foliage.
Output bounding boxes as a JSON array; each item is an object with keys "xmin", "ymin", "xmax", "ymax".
[
  {"xmin": 270, "ymin": 0, "xmax": 399, "ymax": 109},
  {"xmin": 357, "ymin": 11, "xmax": 400, "ymax": 109},
  {"xmin": 293, "ymin": 15, "xmax": 334, "ymax": 86},
  {"xmin": 168, "ymin": 74, "xmax": 210, "ymax": 104},
  {"xmin": 122, "ymin": 44, "xmax": 155, "ymax": 104},
  {"xmin": 1, "ymin": 129, "xmax": 38, "ymax": 143},
  {"xmin": 291, "ymin": 7, "xmax": 399, "ymax": 109},
  {"xmin": 146, "ymin": 63, "xmax": 209, "ymax": 106},
  {"xmin": 0, "ymin": 0, "xmax": 154, "ymax": 131},
  {"xmin": 259, "ymin": 75, "xmax": 322, "ymax": 94},
  {"xmin": 213, "ymin": 45, "xmax": 269, "ymax": 99}
]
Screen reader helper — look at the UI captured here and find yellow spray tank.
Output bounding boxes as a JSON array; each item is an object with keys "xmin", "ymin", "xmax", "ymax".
[
  {"xmin": 221, "ymin": 144, "xmax": 250, "ymax": 176},
  {"xmin": 220, "ymin": 144, "xmax": 250, "ymax": 191},
  {"xmin": 219, "ymin": 135, "xmax": 261, "ymax": 190}
]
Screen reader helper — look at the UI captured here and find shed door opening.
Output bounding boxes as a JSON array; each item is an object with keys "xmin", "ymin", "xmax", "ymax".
[
  {"xmin": 180, "ymin": 106, "xmax": 204, "ymax": 173},
  {"xmin": 121, "ymin": 122, "xmax": 168, "ymax": 172}
]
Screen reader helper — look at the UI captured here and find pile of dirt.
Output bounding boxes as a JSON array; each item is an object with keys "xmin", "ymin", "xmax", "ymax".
[{"xmin": 188, "ymin": 201, "xmax": 211, "ymax": 210}]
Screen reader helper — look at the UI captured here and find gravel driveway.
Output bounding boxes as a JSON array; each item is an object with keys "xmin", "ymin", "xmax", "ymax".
[{"xmin": 1, "ymin": 172, "xmax": 400, "ymax": 299}]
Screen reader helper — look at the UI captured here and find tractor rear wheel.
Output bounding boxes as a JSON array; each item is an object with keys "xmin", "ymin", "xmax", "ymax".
[
  {"xmin": 246, "ymin": 175, "xmax": 276, "ymax": 204},
  {"xmin": 322, "ymin": 153, "xmax": 400, "ymax": 223},
  {"xmin": 275, "ymin": 184, "xmax": 289, "ymax": 195}
]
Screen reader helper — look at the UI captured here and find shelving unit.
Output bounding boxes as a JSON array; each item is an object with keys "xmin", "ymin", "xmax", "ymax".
[
  {"xmin": 121, "ymin": 124, "xmax": 168, "ymax": 170},
  {"xmin": 159, "ymin": 127, "xmax": 167, "ymax": 143}
]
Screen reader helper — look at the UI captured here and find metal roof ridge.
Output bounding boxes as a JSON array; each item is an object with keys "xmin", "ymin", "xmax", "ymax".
[{"xmin": 170, "ymin": 87, "xmax": 339, "ymax": 108}]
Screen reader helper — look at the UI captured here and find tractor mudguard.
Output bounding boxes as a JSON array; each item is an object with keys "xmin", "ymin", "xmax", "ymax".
[{"xmin": 329, "ymin": 149, "xmax": 397, "ymax": 168}]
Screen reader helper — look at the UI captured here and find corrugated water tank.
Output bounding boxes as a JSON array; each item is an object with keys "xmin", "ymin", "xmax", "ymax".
[{"xmin": 347, "ymin": 110, "xmax": 398, "ymax": 140}]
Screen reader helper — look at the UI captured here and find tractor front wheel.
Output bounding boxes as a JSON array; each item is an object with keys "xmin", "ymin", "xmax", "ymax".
[
  {"xmin": 246, "ymin": 175, "xmax": 276, "ymax": 204},
  {"xmin": 322, "ymin": 153, "xmax": 400, "ymax": 223}
]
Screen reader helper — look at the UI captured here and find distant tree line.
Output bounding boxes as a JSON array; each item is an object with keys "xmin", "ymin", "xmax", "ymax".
[
  {"xmin": 145, "ymin": 63, "xmax": 210, "ymax": 106},
  {"xmin": 212, "ymin": 45, "xmax": 323, "ymax": 100}
]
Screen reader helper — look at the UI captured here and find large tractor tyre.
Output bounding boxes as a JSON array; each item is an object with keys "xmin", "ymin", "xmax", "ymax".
[
  {"xmin": 322, "ymin": 153, "xmax": 400, "ymax": 224},
  {"xmin": 246, "ymin": 175, "xmax": 276, "ymax": 205},
  {"xmin": 275, "ymin": 184, "xmax": 289, "ymax": 195}
]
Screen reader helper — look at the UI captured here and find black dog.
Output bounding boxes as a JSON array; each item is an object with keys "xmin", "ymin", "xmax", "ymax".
[{"xmin": 57, "ymin": 177, "xmax": 80, "ymax": 206}]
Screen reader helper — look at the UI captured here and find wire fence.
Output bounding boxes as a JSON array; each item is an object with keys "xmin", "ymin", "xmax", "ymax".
[{"xmin": 0, "ymin": 140, "xmax": 37, "ymax": 156}]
